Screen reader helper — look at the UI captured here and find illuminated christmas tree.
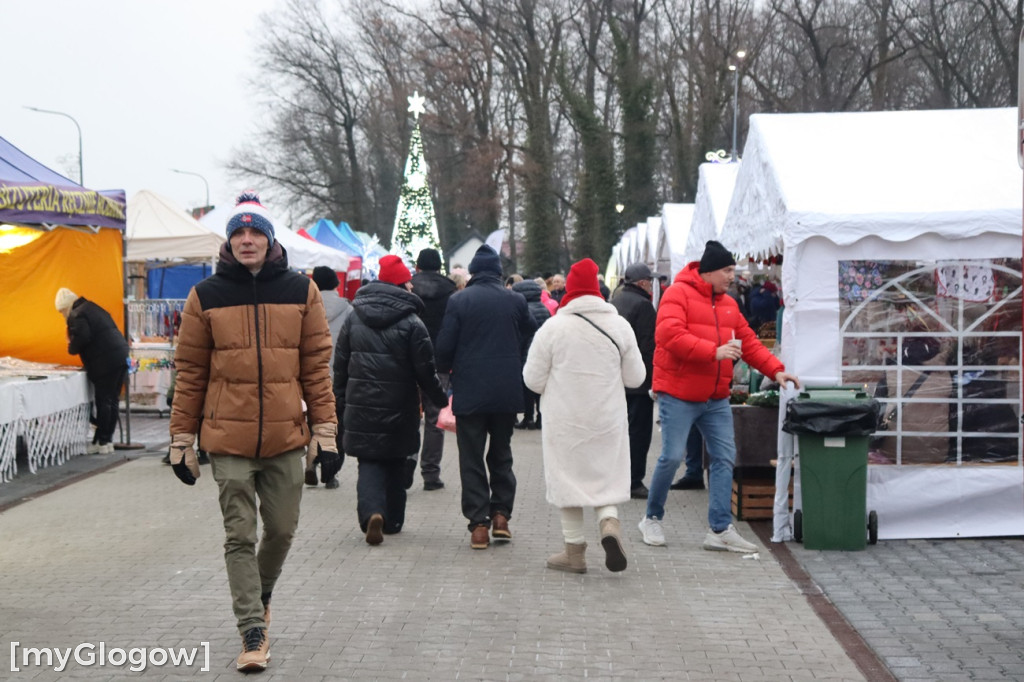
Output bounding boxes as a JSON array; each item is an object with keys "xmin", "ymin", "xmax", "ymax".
[{"xmin": 390, "ymin": 91, "xmax": 443, "ymax": 267}]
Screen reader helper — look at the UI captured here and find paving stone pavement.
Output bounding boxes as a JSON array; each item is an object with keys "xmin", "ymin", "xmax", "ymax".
[
  {"xmin": 0, "ymin": 414, "xmax": 866, "ymax": 681},
  {"xmin": 789, "ymin": 536, "xmax": 1024, "ymax": 682},
  {"xmin": 2, "ymin": 413, "xmax": 1023, "ymax": 680}
]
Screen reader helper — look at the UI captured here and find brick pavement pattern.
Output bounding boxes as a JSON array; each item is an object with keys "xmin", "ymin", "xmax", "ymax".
[
  {"xmin": 791, "ymin": 538, "xmax": 1024, "ymax": 682},
  {"xmin": 0, "ymin": 416, "xmax": 866, "ymax": 680}
]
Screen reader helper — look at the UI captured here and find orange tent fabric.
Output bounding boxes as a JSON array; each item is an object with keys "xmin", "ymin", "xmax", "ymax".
[{"xmin": 0, "ymin": 226, "xmax": 124, "ymax": 366}]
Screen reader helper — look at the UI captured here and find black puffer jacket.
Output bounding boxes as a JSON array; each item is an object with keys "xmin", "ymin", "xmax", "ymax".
[
  {"xmin": 66, "ymin": 298, "xmax": 129, "ymax": 381},
  {"xmin": 511, "ymin": 280, "xmax": 550, "ymax": 359},
  {"xmin": 410, "ymin": 270, "xmax": 456, "ymax": 344},
  {"xmin": 334, "ymin": 282, "xmax": 447, "ymax": 460}
]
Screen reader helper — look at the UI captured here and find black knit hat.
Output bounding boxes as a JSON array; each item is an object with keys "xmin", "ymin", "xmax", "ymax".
[
  {"xmin": 311, "ymin": 266, "xmax": 340, "ymax": 291},
  {"xmin": 416, "ymin": 248, "xmax": 442, "ymax": 271},
  {"xmin": 698, "ymin": 240, "xmax": 737, "ymax": 273},
  {"xmin": 469, "ymin": 244, "xmax": 502, "ymax": 276}
]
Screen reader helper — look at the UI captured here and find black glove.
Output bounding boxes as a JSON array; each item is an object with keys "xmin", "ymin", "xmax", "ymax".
[
  {"xmin": 318, "ymin": 444, "xmax": 342, "ymax": 481},
  {"xmin": 169, "ymin": 433, "xmax": 199, "ymax": 486}
]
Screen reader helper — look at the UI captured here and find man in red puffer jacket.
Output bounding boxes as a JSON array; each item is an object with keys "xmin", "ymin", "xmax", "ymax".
[{"xmin": 638, "ymin": 241, "xmax": 801, "ymax": 552}]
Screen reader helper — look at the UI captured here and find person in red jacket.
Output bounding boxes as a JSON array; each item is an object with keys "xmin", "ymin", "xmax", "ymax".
[{"xmin": 639, "ymin": 241, "xmax": 800, "ymax": 552}]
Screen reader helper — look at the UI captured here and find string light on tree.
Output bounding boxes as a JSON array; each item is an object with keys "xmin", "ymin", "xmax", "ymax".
[{"xmin": 390, "ymin": 91, "xmax": 443, "ymax": 266}]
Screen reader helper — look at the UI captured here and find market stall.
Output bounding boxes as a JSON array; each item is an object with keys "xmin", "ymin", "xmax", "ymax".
[
  {"xmin": 0, "ymin": 135, "xmax": 127, "ymax": 480},
  {"xmin": 720, "ymin": 107, "xmax": 1023, "ymax": 541}
]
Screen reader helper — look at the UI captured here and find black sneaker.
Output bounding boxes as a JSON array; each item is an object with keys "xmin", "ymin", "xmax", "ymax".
[
  {"xmin": 670, "ymin": 477, "xmax": 705, "ymax": 490},
  {"xmin": 630, "ymin": 484, "xmax": 650, "ymax": 499},
  {"xmin": 513, "ymin": 419, "xmax": 533, "ymax": 430},
  {"xmin": 305, "ymin": 466, "xmax": 319, "ymax": 487},
  {"xmin": 324, "ymin": 476, "xmax": 339, "ymax": 489},
  {"xmin": 423, "ymin": 480, "xmax": 445, "ymax": 491}
]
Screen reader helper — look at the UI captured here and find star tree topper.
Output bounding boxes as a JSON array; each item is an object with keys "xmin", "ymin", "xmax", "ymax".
[{"xmin": 408, "ymin": 91, "xmax": 426, "ymax": 120}]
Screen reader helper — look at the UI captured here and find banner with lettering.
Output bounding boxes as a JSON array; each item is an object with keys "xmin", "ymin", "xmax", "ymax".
[{"xmin": 0, "ymin": 180, "xmax": 126, "ymax": 230}]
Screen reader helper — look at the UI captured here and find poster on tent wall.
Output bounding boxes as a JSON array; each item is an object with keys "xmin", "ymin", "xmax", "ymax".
[
  {"xmin": 838, "ymin": 257, "xmax": 1021, "ymax": 466},
  {"xmin": 0, "ymin": 227, "xmax": 124, "ymax": 366}
]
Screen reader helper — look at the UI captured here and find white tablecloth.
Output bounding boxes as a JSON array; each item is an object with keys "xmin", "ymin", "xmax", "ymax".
[
  {"xmin": 0, "ymin": 373, "xmax": 90, "ymax": 423},
  {"xmin": 0, "ymin": 372, "xmax": 91, "ymax": 483}
]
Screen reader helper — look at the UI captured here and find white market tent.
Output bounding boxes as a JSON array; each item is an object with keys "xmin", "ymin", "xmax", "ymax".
[
  {"xmin": 199, "ymin": 205, "xmax": 352, "ymax": 271},
  {"xmin": 684, "ymin": 162, "xmax": 741, "ymax": 264},
  {"xmin": 656, "ymin": 203, "xmax": 695, "ymax": 278},
  {"xmin": 719, "ymin": 107, "xmax": 1023, "ymax": 542},
  {"xmin": 126, "ymin": 190, "xmax": 223, "ymax": 261}
]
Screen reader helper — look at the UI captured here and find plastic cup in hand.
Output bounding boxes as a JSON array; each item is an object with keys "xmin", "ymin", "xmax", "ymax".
[{"xmin": 729, "ymin": 338, "xmax": 741, "ymax": 351}]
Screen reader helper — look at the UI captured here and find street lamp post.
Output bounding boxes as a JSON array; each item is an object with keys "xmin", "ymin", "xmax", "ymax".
[
  {"xmin": 25, "ymin": 106, "xmax": 83, "ymax": 185},
  {"xmin": 170, "ymin": 168, "xmax": 211, "ymax": 210},
  {"xmin": 729, "ymin": 50, "xmax": 747, "ymax": 163}
]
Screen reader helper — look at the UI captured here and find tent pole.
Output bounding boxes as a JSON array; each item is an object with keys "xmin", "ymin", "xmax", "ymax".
[{"xmin": 116, "ymin": 230, "xmax": 144, "ymax": 451}]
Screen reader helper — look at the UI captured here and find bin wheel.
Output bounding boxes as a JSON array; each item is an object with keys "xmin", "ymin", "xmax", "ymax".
[
  {"xmin": 793, "ymin": 509, "xmax": 803, "ymax": 543},
  {"xmin": 867, "ymin": 510, "xmax": 878, "ymax": 545}
]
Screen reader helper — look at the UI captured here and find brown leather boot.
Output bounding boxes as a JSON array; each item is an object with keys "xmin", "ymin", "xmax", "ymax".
[
  {"xmin": 599, "ymin": 517, "xmax": 628, "ymax": 572},
  {"xmin": 546, "ymin": 542, "xmax": 587, "ymax": 573},
  {"xmin": 491, "ymin": 513, "xmax": 512, "ymax": 541},
  {"xmin": 470, "ymin": 524, "xmax": 490, "ymax": 549}
]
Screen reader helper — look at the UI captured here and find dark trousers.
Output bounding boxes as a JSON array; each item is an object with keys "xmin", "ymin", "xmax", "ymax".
[
  {"xmin": 455, "ymin": 413, "xmax": 516, "ymax": 530},
  {"xmin": 522, "ymin": 382, "xmax": 541, "ymax": 423},
  {"xmin": 625, "ymin": 392, "xmax": 654, "ymax": 488},
  {"xmin": 419, "ymin": 374, "xmax": 450, "ymax": 484},
  {"xmin": 91, "ymin": 366, "xmax": 127, "ymax": 445},
  {"xmin": 356, "ymin": 459, "xmax": 407, "ymax": 534}
]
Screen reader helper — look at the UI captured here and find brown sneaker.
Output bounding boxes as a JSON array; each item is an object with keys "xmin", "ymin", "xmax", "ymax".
[
  {"xmin": 470, "ymin": 524, "xmax": 489, "ymax": 549},
  {"xmin": 236, "ymin": 627, "xmax": 269, "ymax": 671},
  {"xmin": 366, "ymin": 514, "xmax": 384, "ymax": 546},
  {"xmin": 491, "ymin": 513, "xmax": 512, "ymax": 541}
]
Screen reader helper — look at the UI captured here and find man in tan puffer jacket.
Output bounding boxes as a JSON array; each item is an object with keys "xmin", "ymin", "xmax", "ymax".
[{"xmin": 168, "ymin": 192, "xmax": 337, "ymax": 672}]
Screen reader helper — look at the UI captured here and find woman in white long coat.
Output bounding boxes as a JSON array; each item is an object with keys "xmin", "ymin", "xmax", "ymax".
[{"xmin": 523, "ymin": 258, "xmax": 646, "ymax": 573}]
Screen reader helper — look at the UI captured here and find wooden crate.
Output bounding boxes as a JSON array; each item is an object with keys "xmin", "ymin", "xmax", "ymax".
[{"xmin": 732, "ymin": 476, "xmax": 793, "ymax": 520}]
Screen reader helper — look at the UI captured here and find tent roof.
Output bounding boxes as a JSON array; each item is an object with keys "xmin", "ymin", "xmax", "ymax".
[
  {"xmin": 722, "ymin": 108, "xmax": 1022, "ymax": 258},
  {"xmin": 199, "ymin": 205, "xmax": 351, "ymax": 271},
  {"xmin": 0, "ymin": 136, "xmax": 80, "ymax": 186},
  {"xmin": 685, "ymin": 162, "xmax": 740, "ymax": 263},
  {"xmin": 126, "ymin": 190, "xmax": 224, "ymax": 261}
]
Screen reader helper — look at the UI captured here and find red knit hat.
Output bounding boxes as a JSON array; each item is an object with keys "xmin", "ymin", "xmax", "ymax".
[
  {"xmin": 559, "ymin": 258, "xmax": 602, "ymax": 308},
  {"xmin": 378, "ymin": 255, "xmax": 412, "ymax": 285}
]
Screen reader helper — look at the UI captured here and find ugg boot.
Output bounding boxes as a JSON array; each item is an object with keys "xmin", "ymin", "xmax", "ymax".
[
  {"xmin": 546, "ymin": 542, "xmax": 587, "ymax": 574},
  {"xmin": 599, "ymin": 518, "xmax": 628, "ymax": 572}
]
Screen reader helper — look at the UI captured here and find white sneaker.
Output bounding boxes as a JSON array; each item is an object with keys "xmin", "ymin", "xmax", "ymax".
[
  {"xmin": 86, "ymin": 443, "xmax": 101, "ymax": 455},
  {"xmin": 97, "ymin": 442, "xmax": 115, "ymax": 455},
  {"xmin": 638, "ymin": 516, "xmax": 666, "ymax": 546},
  {"xmin": 703, "ymin": 524, "xmax": 758, "ymax": 553}
]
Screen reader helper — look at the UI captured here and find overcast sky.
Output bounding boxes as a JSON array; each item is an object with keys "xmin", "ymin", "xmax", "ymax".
[{"xmin": 3, "ymin": 0, "xmax": 282, "ymax": 220}]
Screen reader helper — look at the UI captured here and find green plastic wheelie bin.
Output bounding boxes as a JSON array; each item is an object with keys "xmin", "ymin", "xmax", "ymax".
[{"xmin": 782, "ymin": 386, "xmax": 880, "ymax": 550}]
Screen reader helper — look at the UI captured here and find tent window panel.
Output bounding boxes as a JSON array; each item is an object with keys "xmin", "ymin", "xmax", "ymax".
[
  {"xmin": 841, "ymin": 337, "xmax": 898, "ymax": 367},
  {"xmin": 841, "ymin": 369, "xmax": 884, "ymax": 392},
  {"xmin": 840, "ymin": 257, "xmax": 1022, "ymax": 467},
  {"xmin": 870, "ymin": 436, "xmax": 952, "ymax": 466}
]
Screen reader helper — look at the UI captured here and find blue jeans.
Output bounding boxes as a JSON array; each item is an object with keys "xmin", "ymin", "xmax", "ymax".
[{"xmin": 646, "ymin": 394, "xmax": 736, "ymax": 532}]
